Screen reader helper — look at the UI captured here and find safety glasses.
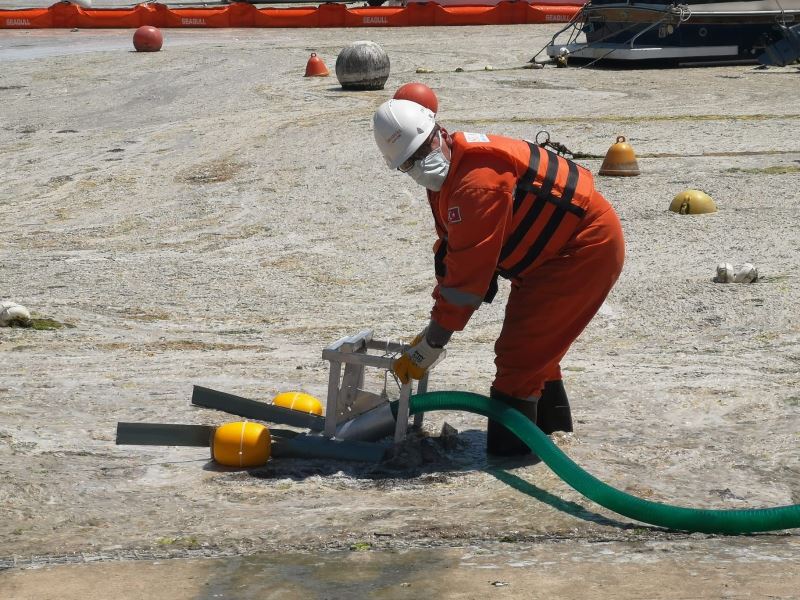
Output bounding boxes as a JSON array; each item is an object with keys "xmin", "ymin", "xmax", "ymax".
[{"xmin": 398, "ymin": 127, "xmax": 439, "ymax": 173}]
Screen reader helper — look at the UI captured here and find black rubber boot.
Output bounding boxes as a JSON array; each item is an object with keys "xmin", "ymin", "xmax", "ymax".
[
  {"xmin": 536, "ymin": 380, "xmax": 574, "ymax": 435},
  {"xmin": 486, "ymin": 387, "xmax": 538, "ymax": 457}
]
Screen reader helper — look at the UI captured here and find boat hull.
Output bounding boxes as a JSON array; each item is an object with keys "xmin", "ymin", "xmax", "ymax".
[{"xmin": 546, "ymin": 1, "xmax": 800, "ymax": 64}]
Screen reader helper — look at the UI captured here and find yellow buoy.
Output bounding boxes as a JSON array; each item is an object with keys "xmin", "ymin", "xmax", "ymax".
[
  {"xmin": 669, "ymin": 189, "xmax": 717, "ymax": 214},
  {"xmin": 273, "ymin": 391, "xmax": 324, "ymax": 416},
  {"xmin": 599, "ymin": 135, "xmax": 640, "ymax": 176},
  {"xmin": 211, "ymin": 421, "xmax": 271, "ymax": 468}
]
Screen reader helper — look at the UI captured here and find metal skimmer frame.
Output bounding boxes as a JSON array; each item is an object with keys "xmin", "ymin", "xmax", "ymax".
[{"xmin": 322, "ymin": 329, "xmax": 444, "ymax": 443}]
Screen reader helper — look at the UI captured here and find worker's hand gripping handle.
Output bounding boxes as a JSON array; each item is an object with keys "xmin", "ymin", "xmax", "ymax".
[{"xmin": 392, "ymin": 331, "xmax": 446, "ymax": 384}]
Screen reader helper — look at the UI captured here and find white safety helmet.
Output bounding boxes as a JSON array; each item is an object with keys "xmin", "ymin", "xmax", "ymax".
[{"xmin": 373, "ymin": 99, "xmax": 436, "ymax": 170}]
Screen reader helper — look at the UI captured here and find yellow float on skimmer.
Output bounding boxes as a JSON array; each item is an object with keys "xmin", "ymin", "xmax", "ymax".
[
  {"xmin": 211, "ymin": 421, "xmax": 271, "ymax": 467},
  {"xmin": 272, "ymin": 391, "xmax": 324, "ymax": 416}
]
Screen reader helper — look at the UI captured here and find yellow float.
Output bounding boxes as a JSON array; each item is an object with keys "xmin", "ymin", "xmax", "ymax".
[
  {"xmin": 273, "ymin": 391, "xmax": 324, "ymax": 416},
  {"xmin": 211, "ymin": 421, "xmax": 271, "ymax": 467},
  {"xmin": 669, "ymin": 189, "xmax": 717, "ymax": 214}
]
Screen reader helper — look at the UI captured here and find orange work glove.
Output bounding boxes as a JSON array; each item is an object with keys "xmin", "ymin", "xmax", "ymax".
[{"xmin": 393, "ymin": 331, "xmax": 445, "ymax": 384}]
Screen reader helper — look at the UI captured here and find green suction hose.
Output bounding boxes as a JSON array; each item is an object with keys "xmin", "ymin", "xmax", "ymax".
[{"xmin": 409, "ymin": 391, "xmax": 800, "ymax": 534}]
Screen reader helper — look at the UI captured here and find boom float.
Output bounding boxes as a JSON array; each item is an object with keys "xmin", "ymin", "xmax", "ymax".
[{"xmin": 0, "ymin": 1, "xmax": 580, "ymax": 29}]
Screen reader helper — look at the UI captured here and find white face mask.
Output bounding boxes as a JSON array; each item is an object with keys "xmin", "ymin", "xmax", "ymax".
[{"xmin": 406, "ymin": 132, "xmax": 450, "ymax": 192}]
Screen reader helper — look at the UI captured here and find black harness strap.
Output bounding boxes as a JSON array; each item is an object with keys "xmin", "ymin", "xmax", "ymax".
[
  {"xmin": 515, "ymin": 145, "xmax": 587, "ymax": 218},
  {"xmin": 512, "ymin": 142, "xmax": 541, "ymax": 213},
  {"xmin": 499, "ymin": 144, "xmax": 556, "ymax": 264},
  {"xmin": 483, "ymin": 273, "xmax": 500, "ymax": 304},
  {"xmin": 434, "ymin": 237, "xmax": 448, "ymax": 278},
  {"xmin": 505, "ymin": 159, "xmax": 583, "ymax": 279}
]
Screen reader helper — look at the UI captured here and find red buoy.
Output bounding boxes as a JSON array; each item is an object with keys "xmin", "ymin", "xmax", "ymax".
[
  {"xmin": 304, "ymin": 52, "xmax": 330, "ymax": 77},
  {"xmin": 393, "ymin": 82, "xmax": 438, "ymax": 115},
  {"xmin": 133, "ymin": 26, "xmax": 163, "ymax": 53}
]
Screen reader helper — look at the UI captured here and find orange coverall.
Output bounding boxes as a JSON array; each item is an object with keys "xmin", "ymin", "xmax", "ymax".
[{"xmin": 427, "ymin": 132, "xmax": 625, "ymax": 399}]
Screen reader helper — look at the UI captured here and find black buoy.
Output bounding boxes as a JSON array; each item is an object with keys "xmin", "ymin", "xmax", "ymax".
[{"xmin": 335, "ymin": 40, "xmax": 390, "ymax": 91}]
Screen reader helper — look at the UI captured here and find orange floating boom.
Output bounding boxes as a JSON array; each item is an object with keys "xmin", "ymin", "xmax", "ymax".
[{"xmin": 1, "ymin": 1, "xmax": 580, "ymax": 29}]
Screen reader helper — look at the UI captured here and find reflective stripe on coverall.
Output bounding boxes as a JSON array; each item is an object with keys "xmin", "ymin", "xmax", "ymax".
[{"xmin": 427, "ymin": 132, "xmax": 625, "ymax": 398}]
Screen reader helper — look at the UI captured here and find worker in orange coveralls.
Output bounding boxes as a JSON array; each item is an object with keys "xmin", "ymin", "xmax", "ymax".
[{"xmin": 372, "ymin": 99, "xmax": 625, "ymax": 456}]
